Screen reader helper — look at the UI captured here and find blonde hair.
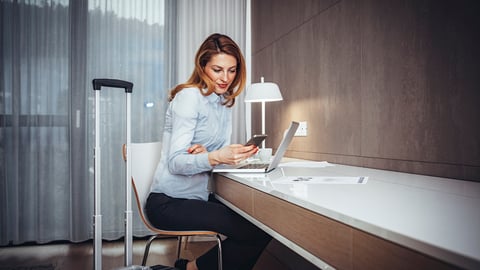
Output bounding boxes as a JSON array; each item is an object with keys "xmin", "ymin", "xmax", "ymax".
[{"xmin": 169, "ymin": 33, "xmax": 246, "ymax": 107}]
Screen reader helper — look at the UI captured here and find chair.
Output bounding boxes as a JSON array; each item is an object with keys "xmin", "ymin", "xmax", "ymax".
[{"xmin": 123, "ymin": 142, "xmax": 223, "ymax": 269}]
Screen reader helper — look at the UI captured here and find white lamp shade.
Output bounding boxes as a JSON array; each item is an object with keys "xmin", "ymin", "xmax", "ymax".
[{"xmin": 244, "ymin": 81, "xmax": 283, "ymax": 103}]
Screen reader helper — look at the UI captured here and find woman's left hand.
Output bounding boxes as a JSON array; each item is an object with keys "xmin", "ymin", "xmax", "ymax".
[{"xmin": 188, "ymin": 144, "xmax": 207, "ymax": 154}]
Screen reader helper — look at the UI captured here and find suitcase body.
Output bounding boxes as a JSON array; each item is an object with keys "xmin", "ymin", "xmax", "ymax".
[
  {"xmin": 115, "ymin": 266, "xmax": 178, "ymax": 270},
  {"xmin": 92, "ymin": 79, "xmax": 134, "ymax": 269}
]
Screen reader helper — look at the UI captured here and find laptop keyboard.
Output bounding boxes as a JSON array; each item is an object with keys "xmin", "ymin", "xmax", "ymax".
[{"xmin": 238, "ymin": 163, "xmax": 268, "ymax": 169}]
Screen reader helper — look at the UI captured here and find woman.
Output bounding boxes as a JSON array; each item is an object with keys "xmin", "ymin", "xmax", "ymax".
[{"xmin": 146, "ymin": 33, "xmax": 272, "ymax": 270}]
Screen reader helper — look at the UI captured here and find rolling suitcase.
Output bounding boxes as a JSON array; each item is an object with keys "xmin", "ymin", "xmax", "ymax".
[
  {"xmin": 91, "ymin": 79, "xmax": 134, "ymax": 269},
  {"xmin": 115, "ymin": 265, "xmax": 178, "ymax": 270}
]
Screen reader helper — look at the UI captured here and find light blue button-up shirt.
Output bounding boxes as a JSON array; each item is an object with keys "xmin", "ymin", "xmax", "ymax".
[{"xmin": 150, "ymin": 87, "xmax": 232, "ymax": 201}]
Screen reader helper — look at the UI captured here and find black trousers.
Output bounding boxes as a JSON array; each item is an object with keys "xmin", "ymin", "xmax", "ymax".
[{"xmin": 145, "ymin": 192, "xmax": 272, "ymax": 270}]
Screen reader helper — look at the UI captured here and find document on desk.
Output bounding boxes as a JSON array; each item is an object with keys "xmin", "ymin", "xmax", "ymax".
[{"xmin": 274, "ymin": 176, "xmax": 368, "ymax": 184}]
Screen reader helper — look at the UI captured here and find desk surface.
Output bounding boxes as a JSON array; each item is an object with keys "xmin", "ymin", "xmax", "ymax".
[{"xmin": 215, "ymin": 160, "xmax": 480, "ymax": 269}]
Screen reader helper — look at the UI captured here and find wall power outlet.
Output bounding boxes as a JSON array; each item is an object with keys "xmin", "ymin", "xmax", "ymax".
[{"xmin": 295, "ymin": 121, "xmax": 308, "ymax": 136}]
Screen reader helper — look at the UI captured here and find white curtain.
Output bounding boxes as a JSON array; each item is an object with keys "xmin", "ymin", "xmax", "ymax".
[
  {"xmin": 176, "ymin": 0, "xmax": 247, "ymax": 144},
  {"xmin": 1, "ymin": 0, "xmax": 75, "ymax": 244},
  {"xmin": 1, "ymin": 0, "xmax": 246, "ymax": 245},
  {"xmin": 0, "ymin": 0, "xmax": 169, "ymax": 244},
  {"xmin": 86, "ymin": 0, "xmax": 171, "ymax": 239}
]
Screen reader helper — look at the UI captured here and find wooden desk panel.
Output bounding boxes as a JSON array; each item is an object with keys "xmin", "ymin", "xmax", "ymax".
[
  {"xmin": 253, "ymin": 190, "xmax": 352, "ymax": 270},
  {"xmin": 352, "ymin": 230, "xmax": 460, "ymax": 270},
  {"xmin": 215, "ymin": 175, "xmax": 254, "ymax": 216}
]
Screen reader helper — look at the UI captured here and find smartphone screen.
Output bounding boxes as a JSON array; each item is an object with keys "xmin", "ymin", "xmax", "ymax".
[{"xmin": 245, "ymin": 134, "xmax": 267, "ymax": 147}]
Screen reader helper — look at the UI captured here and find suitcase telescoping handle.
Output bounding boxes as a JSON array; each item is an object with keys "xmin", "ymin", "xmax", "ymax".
[
  {"xmin": 91, "ymin": 77, "xmax": 134, "ymax": 269},
  {"xmin": 92, "ymin": 78, "xmax": 133, "ymax": 93}
]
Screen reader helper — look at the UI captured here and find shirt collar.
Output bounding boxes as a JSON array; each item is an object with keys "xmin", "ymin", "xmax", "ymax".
[{"xmin": 205, "ymin": 90, "xmax": 224, "ymax": 104}]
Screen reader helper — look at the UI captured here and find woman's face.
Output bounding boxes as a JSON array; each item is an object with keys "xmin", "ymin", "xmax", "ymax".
[{"xmin": 204, "ymin": 53, "xmax": 237, "ymax": 95}]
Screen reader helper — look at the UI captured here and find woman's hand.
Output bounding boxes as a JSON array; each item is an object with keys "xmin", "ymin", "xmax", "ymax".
[
  {"xmin": 208, "ymin": 144, "xmax": 258, "ymax": 166},
  {"xmin": 188, "ymin": 144, "xmax": 207, "ymax": 154}
]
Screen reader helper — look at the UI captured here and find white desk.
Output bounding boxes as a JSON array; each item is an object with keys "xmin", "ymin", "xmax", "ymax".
[{"xmin": 213, "ymin": 160, "xmax": 480, "ymax": 270}]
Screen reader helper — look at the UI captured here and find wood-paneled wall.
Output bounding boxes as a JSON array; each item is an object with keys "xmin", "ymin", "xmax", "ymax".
[{"xmin": 250, "ymin": 0, "xmax": 480, "ymax": 181}]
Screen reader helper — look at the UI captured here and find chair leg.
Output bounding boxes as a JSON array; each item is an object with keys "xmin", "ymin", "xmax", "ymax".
[
  {"xmin": 183, "ymin": 236, "xmax": 190, "ymax": 250},
  {"xmin": 215, "ymin": 234, "xmax": 223, "ymax": 270},
  {"xmin": 176, "ymin": 236, "xmax": 183, "ymax": 259},
  {"xmin": 142, "ymin": 234, "xmax": 160, "ymax": 266}
]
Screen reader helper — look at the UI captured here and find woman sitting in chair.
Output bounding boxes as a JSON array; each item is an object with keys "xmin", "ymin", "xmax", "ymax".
[{"xmin": 146, "ymin": 33, "xmax": 272, "ymax": 270}]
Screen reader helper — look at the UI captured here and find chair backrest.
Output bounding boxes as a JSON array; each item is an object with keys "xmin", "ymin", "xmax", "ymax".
[{"xmin": 129, "ymin": 142, "xmax": 162, "ymax": 230}]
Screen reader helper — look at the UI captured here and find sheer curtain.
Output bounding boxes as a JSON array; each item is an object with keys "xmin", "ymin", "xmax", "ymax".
[
  {"xmin": 1, "ymin": 0, "xmax": 75, "ymax": 244},
  {"xmin": 0, "ymin": 0, "xmax": 169, "ymax": 244},
  {"xmin": 0, "ymin": 0, "xmax": 246, "ymax": 245},
  {"xmin": 86, "ymin": 0, "xmax": 171, "ymax": 239}
]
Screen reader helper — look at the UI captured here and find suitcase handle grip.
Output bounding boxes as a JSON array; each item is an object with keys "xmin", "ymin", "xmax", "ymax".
[{"xmin": 92, "ymin": 78, "xmax": 133, "ymax": 93}]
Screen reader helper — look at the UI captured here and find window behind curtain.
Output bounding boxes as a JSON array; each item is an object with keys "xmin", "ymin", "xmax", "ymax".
[
  {"xmin": 0, "ymin": 0, "xmax": 169, "ymax": 244},
  {"xmin": 86, "ymin": 0, "xmax": 169, "ymax": 239}
]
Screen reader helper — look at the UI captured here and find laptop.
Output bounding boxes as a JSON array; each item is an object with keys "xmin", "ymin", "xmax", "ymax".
[{"xmin": 213, "ymin": 121, "xmax": 299, "ymax": 173}]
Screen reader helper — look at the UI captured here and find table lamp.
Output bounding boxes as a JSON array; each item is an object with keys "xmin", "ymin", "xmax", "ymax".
[{"xmin": 244, "ymin": 77, "xmax": 283, "ymax": 148}]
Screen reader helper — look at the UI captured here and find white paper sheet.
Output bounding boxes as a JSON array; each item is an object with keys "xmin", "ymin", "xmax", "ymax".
[{"xmin": 274, "ymin": 176, "xmax": 368, "ymax": 184}]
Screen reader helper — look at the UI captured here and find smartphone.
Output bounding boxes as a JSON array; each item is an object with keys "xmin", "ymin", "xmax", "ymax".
[{"xmin": 245, "ymin": 134, "xmax": 267, "ymax": 147}]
